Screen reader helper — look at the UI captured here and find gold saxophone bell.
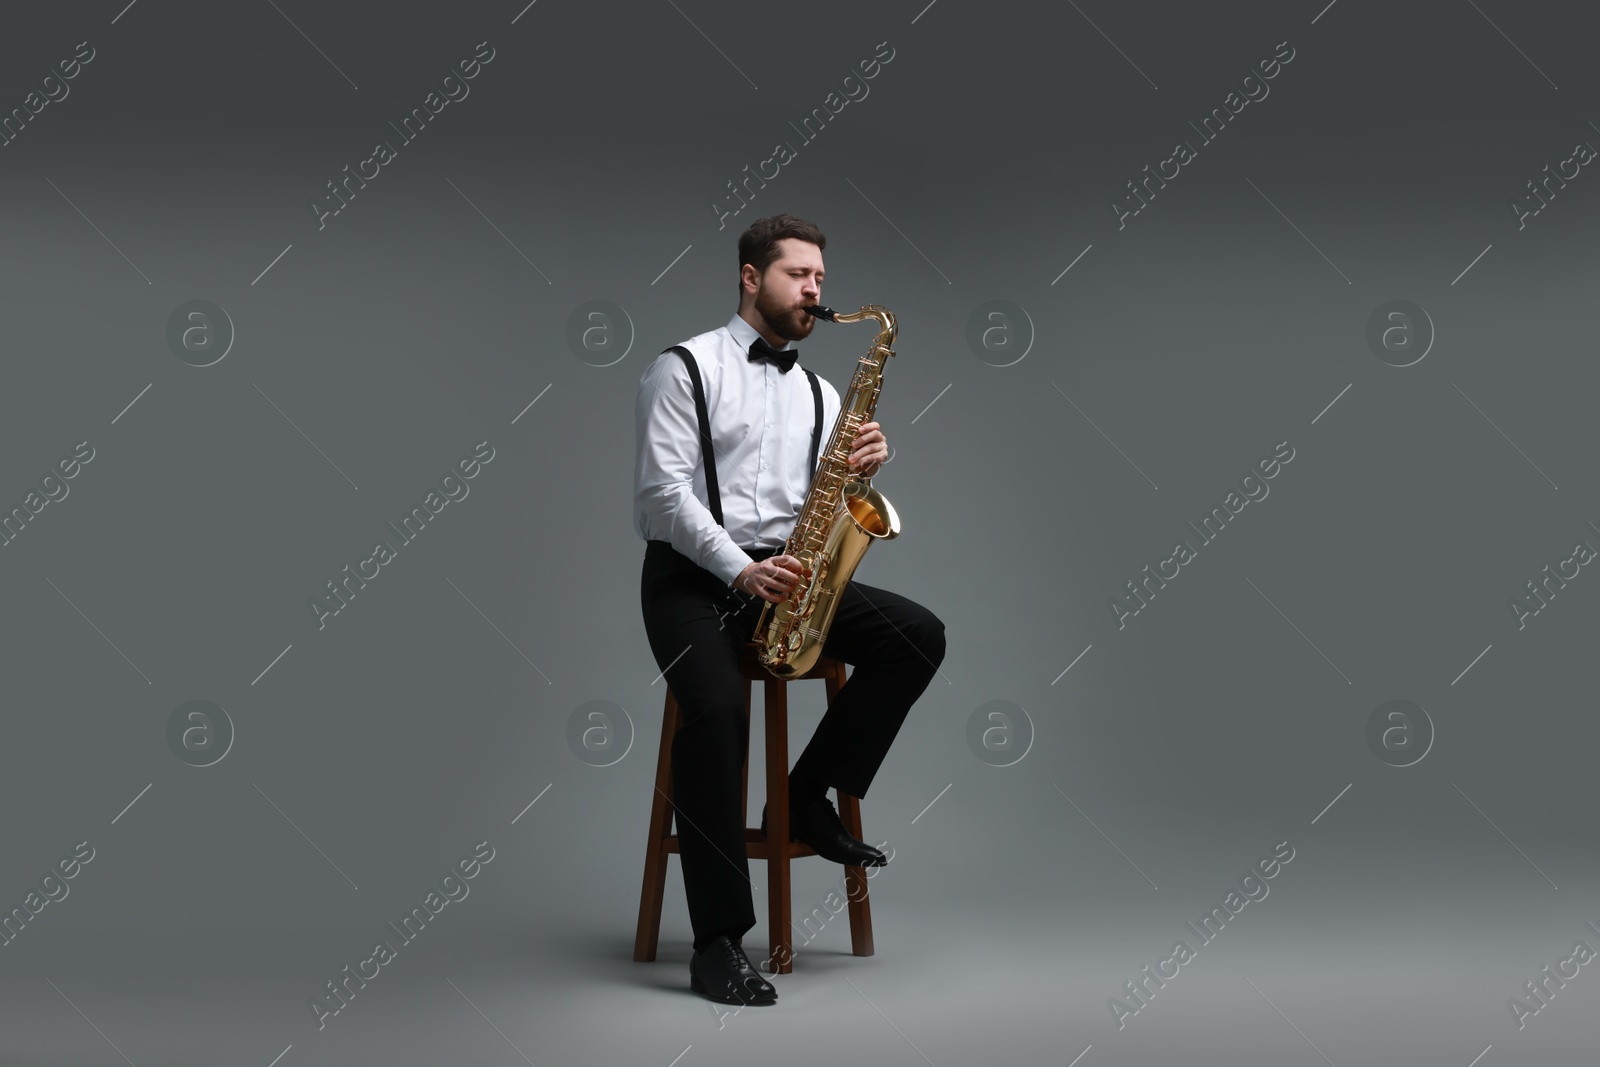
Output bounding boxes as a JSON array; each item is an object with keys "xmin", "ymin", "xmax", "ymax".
[{"xmin": 752, "ymin": 303, "xmax": 902, "ymax": 679}]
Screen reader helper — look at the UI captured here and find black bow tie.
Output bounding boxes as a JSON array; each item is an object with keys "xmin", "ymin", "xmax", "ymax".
[{"xmin": 748, "ymin": 336, "xmax": 798, "ymax": 373}]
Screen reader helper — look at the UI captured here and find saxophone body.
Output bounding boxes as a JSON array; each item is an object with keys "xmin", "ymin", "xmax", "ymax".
[{"xmin": 754, "ymin": 303, "xmax": 902, "ymax": 679}]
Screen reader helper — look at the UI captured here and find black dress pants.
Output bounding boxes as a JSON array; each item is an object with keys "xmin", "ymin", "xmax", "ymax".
[{"xmin": 639, "ymin": 538, "xmax": 946, "ymax": 952}]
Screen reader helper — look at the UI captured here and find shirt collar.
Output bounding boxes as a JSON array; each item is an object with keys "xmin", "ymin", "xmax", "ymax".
[{"xmin": 725, "ymin": 313, "xmax": 795, "ymax": 353}]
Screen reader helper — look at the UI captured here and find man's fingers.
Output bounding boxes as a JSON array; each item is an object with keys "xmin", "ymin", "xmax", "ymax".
[{"xmin": 766, "ymin": 557, "xmax": 804, "ymax": 600}]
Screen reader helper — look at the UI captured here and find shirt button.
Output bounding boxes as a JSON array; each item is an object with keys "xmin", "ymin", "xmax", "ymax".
[{"xmin": 761, "ymin": 462, "xmax": 768, "ymax": 469}]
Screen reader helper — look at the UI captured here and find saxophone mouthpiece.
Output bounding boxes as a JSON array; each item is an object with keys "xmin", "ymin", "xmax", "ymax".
[{"xmin": 802, "ymin": 304, "xmax": 837, "ymax": 321}]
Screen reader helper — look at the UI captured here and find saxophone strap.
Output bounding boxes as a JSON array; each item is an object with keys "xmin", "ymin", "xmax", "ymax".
[{"xmin": 666, "ymin": 344, "xmax": 823, "ymax": 531}]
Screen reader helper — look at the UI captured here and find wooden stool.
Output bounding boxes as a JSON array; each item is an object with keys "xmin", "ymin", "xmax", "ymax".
[{"xmin": 632, "ymin": 641, "xmax": 875, "ymax": 974}]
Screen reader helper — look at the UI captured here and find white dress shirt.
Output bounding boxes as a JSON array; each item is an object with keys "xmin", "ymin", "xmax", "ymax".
[{"xmin": 634, "ymin": 312, "xmax": 841, "ymax": 588}]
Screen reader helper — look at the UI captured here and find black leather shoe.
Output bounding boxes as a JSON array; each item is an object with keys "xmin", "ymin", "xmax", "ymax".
[
  {"xmin": 689, "ymin": 934, "xmax": 778, "ymax": 1005},
  {"xmin": 761, "ymin": 797, "xmax": 887, "ymax": 868}
]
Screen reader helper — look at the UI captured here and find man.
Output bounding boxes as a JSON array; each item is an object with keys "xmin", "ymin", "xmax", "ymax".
[{"xmin": 634, "ymin": 213, "xmax": 946, "ymax": 1006}]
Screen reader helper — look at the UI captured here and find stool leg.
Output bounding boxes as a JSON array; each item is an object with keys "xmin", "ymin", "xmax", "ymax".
[
  {"xmin": 825, "ymin": 661, "xmax": 875, "ymax": 958},
  {"xmin": 740, "ymin": 679, "xmax": 751, "ymax": 827},
  {"xmin": 764, "ymin": 676, "xmax": 794, "ymax": 975},
  {"xmin": 836, "ymin": 789, "xmax": 876, "ymax": 958},
  {"xmin": 633, "ymin": 687, "xmax": 680, "ymax": 963}
]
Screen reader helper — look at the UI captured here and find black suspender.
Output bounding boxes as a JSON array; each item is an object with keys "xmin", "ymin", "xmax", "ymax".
[
  {"xmin": 666, "ymin": 345, "xmax": 722, "ymax": 527},
  {"xmin": 807, "ymin": 366, "xmax": 823, "ymax": 479},
  {"xmin": 666, "ymin": 344, "xmax": 824, "ymax": 532}
]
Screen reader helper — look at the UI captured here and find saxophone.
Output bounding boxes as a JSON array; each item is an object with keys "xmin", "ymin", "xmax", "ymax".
[{"xmin": 753, "ymin": 303, "xmax": 902, "ymax": 679}]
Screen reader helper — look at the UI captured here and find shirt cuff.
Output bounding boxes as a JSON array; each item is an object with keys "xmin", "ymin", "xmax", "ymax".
[{"xmin": 708, "ymin": 540, "xmax": 753, "ymax": 589}]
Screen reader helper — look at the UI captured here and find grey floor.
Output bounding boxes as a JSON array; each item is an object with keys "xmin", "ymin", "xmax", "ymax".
[{"xmin": 5, "ymin": 826, "xmax": 1595, "ymax": 1066}]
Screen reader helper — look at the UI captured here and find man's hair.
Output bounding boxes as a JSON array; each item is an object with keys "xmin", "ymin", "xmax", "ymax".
[{"xmin": 737, "ymin": 214, "xmax": 826, "ymax": 297}]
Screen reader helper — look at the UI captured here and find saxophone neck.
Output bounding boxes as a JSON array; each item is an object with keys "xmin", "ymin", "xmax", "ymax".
[{"xmin": 814, "ymin": 304, "xmax": 895, "ymax": 352}]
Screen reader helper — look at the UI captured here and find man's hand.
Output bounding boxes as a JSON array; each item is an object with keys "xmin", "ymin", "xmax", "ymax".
[
  {"xmin": 735, "ymin": 554, "xmax": 807, "ymax": 603},
  {"xmin": 849, "ymin": 421, "xmax": 888, "ymax": 477}
]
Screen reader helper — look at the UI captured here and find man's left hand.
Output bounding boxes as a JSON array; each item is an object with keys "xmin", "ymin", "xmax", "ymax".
[{"xmin": 848, "ymin": 421, "xmax": 888, "ymax": 477}]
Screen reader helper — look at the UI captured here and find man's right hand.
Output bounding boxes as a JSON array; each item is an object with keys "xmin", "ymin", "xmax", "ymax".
[{"xmin": 734, "ymin": 554, "xmax": 806, "ymax": 603}]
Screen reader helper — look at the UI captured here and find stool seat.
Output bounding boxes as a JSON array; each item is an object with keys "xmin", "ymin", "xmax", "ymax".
[{"xmin": 632, "ymin": 640, "xmax": 875, "ymax": 974}]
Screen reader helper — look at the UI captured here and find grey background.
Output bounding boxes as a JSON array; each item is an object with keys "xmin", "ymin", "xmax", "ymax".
[{"xmin": 2, "ymin": 0, "xmax": 1598, "ymax": 1064}]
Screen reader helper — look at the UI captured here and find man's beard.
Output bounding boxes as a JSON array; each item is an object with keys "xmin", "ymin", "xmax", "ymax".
[{"xmin": 755, "ymin": 287, "xmax": 815, "ymax": 343}]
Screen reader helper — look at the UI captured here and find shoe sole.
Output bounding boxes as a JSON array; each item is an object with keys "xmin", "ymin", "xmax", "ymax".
[
  {"xmin": 816, "ymin": 853, "xmax": 887, "ymax": 867},
  {"xmin": 689, "ymin": 970, "xmax": 778, "ymax": 1005},
  {"xmin": 761, "ymin": 821, "xmax": 887, "ymax": 867}
]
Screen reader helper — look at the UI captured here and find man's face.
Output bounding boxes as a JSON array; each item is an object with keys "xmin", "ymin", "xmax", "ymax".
[{"xmin": 751, "ymin": 238, "xmax": 824, "ymax": 342}]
